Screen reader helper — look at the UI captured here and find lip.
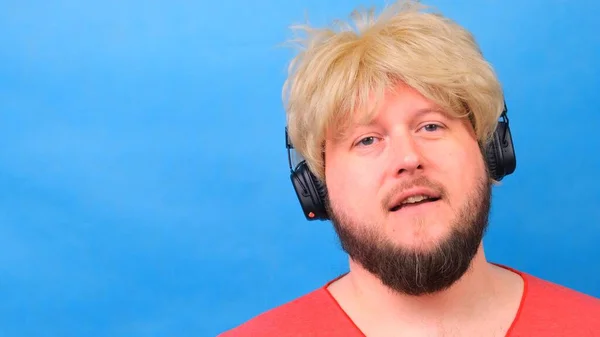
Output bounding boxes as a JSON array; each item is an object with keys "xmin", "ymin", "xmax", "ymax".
[{"xmin": 387, "ymin": 187, "xmax": 442, "ymax": 212}]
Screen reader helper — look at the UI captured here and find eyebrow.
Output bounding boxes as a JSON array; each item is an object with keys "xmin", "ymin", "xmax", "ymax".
[{"xmin": 413, "ymin": 107, "xmax": 447, "ymax": 117}]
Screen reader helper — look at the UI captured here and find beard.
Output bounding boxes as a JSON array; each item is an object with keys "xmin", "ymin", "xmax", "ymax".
[{"xmin": 326, "ymin": 173, "xmax": 492, "ymax": 296}]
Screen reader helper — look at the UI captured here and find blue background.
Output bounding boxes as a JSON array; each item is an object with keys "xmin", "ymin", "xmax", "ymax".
[{"xmin": 0, "ymin": 0, "xmax": 598, "ymax": 336}]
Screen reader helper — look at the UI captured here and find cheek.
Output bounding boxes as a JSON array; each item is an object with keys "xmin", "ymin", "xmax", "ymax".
[
  {"xmin": 326, "ymin": 159, "xmax": 378, "ymax": 210},
  {"xmin": 434, "ymin": 143, "xmax": 485, "ymax": 202}
]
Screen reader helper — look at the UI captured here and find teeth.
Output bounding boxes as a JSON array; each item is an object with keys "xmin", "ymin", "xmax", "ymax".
[{"xmin": 401, "ymin": 195, "xmax": 430, "ymax": 205}]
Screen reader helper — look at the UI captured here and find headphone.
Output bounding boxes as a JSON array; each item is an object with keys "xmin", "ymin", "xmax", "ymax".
[{"xmin": 285, "ymin": 102, "xmax": 517, "ymax": 221}]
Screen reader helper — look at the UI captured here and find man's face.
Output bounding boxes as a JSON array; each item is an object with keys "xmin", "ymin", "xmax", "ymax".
[{"xmin": 323, "ymin": 82, "xmax": 492, "ymax": 295}]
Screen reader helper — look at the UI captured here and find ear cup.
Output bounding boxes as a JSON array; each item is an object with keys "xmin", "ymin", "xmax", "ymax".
[
  {"xmin": 290, "ymin": 162, "xmax": 329, "ymax": 221},
  {"xmin": 486, "ymin": 119, "xmax": 517, "ymax": 181}
]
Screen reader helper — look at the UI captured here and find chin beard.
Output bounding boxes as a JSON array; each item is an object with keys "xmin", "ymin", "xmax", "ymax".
[{"xmin": 327, "ymin": 175, "xmax": 492, "ymax": 296}]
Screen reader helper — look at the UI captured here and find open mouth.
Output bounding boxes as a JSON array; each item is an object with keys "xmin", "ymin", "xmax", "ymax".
[{"xmin": 389, "ymin": 195, "xmax": 441, "ymax": 212}]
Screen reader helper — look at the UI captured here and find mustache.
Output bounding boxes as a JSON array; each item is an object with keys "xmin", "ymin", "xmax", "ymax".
[{"xmin": 381, "ymin": 175, "xmax": 446, "ymax": 210}]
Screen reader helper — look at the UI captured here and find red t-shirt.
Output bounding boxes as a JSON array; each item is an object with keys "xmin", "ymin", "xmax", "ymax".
[{"xmin": 219, "ymin": 266, "xmax": 600, "ymax": 336}]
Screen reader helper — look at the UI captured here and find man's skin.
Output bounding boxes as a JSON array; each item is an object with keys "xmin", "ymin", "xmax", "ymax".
[{"xmin": 324, "ymin": 81, "xmax": 524, "ymax": 337}]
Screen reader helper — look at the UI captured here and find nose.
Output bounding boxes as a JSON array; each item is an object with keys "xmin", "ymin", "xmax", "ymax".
[{"xmin": 387, "ymin": 132, "xmax": 424, "ymax": 177}]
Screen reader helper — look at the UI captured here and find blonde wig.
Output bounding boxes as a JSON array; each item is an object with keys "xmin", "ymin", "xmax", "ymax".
[{"xmin": 282, "ymin": 0, "xmax": 505, "ymax": 181}]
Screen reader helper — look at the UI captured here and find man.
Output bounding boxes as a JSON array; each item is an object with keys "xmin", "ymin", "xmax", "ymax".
[{"xmin": 220, "ymin": 1, "xmax": 599, "ymax": 336}]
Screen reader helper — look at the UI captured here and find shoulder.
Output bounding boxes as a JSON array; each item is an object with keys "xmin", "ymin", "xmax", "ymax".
[
  {"xmin": 511, "ymin": 270, "xmax": 600, "ymax": 336},
  {"xmin": 523, "ymin": 271, "xmax": 599, "ymax": 310},
  {"xmin": 218, "ymin": 284, "xmax": 350, "ymax": 337}
]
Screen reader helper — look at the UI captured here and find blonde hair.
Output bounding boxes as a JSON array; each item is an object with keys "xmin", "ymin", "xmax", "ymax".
[{"xmin": 282, "ymin": 0, "xmax": 505, "ymax": 181}]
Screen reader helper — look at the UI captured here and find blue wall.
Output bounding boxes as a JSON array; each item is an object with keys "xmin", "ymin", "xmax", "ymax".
[{"xmin": 0, "ymin": 1, "xmax": 598, "ymax": 336}]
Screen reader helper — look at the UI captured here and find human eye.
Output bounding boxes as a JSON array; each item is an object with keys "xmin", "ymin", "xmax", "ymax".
[
  {"xmin": 354, "ymin": 136, "xmax": 379, "ymax": 147},
  {"xmin": 420, "ymin": 123, "xmax": 444, "ymax": 133}
]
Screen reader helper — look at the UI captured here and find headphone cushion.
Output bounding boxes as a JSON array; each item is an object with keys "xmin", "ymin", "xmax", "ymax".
[
  {"xmin": 486, "ymin": 120, "xmax": 517, "ymax": 181},
  {"xmin": 290, "ymin": 162, "xmax": 329, "ymax": 220},
  {"xmin": 485, "ymin": 134, "xmax": 500, "ymax": 180},
  {"xmin": 310, "ymin": 172, "xmax": 328, "ymax": 203}
]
